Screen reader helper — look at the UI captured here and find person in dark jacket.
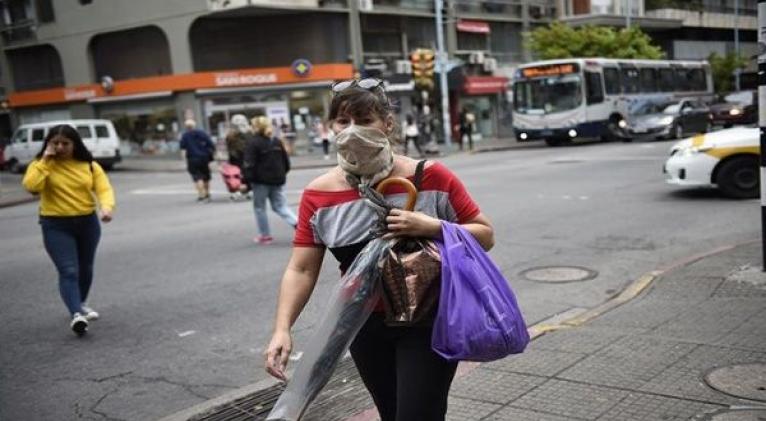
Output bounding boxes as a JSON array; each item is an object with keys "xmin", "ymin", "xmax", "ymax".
[
  {"xmin": 244, "ymin": 116, "xmax": 298, "ymax": 245},
  {"xmin": 180, "ymin": 119, "xmax": 216, "ymax": 202}
]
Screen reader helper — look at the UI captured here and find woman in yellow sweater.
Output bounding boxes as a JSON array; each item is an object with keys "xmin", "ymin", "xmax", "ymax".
[{"xmin": 22, "ymin": 124, "xmax": 115, "ymax": 336}]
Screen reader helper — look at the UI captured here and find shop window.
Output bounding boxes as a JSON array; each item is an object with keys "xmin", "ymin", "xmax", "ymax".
[
  {"xmin": 603, "ymin": 67, "xmax": 620, "ymax": 95},
  {"xmin": 639, "ymin": 68, "xmax": 657, "ymax": 93},
  {"xmin": 585, "ymin": 71, "xmax": 604, "ymax": 104},
  {"xmin": 77, "ymin": 125, "xmax": 93, "ymax": 139},
  {"xmin": 95, "ymin": 125, "xmax": 109, "ymax": 138}
]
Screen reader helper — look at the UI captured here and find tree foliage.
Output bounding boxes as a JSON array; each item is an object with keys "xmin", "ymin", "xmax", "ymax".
[
  {"xmin": 707, "ymin": 52, "xmax": 748, "ymax": 94},
  {"xmin": 525, "ymin": 22, "xmax": 665, "ymax": 60}
]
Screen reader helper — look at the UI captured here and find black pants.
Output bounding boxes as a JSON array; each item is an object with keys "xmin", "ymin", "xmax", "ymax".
[
  {"xmin": 403, "ymin": 136, "xmax": 424, "ymax": 157},
  {"xmin": 350, "ymin": 313, "xmax": 458, "ymax": 421}
]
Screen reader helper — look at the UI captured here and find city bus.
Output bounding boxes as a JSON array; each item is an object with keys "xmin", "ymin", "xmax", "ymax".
[{"xmin": 512, "ymin": 58, "xmax": 713, "ymax": 146}]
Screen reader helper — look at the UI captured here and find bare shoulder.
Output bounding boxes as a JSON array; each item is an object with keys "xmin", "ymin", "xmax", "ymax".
[
  {"xmin": 391, "ymin": 155, "xmax": 436, "ymax": 177},
  {"xmin": 305, "ymin": 166, "xmax": 351, "ymax": 191}
]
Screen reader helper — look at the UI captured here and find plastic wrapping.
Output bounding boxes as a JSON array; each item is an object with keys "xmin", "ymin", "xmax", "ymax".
[{"xmin": 266, "ymin": 238, "xmax": 390, "ymax": 421}]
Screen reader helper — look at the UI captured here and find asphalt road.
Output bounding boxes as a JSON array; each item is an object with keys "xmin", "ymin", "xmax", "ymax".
[{"xmin": 0, "ymin": 139, "xmax": 758, "ymax": 421}]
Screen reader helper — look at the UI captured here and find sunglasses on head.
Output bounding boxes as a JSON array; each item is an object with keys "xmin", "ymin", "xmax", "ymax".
[{"xmin": 331, "ymin": 78, "xmax": 385, "ymax": 94}]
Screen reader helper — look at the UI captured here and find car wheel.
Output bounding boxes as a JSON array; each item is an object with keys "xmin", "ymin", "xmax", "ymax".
[
  {"xmin": 8, "ymin": 159, "xmax": 22, "ymax": 174},
  {"xmin": 674, "ymin": 124, "xmax": 684, "ymax": 139},
  {"xmin": 717, "ymin": 156, "xmax": 759, "ymax": 199}
]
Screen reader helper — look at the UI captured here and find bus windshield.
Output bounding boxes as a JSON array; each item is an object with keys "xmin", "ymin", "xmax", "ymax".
[{"xmin": 514, "ymin": 74, "xmax": 583, "ymax": 115}]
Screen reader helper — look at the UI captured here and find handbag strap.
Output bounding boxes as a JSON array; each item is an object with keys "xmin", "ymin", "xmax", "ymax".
[{"xmin": 413, "ymin": 159, "xmax": 427, "ymax": 191}]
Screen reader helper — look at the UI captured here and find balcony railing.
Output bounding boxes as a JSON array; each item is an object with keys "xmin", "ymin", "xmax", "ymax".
[
  {"xmin": 645, "ymin": 0, "xmax": 757, "ymax": 16},
  {"xmin": 0, "ymin": 18, "xmax": 36, "ymax": 44}
]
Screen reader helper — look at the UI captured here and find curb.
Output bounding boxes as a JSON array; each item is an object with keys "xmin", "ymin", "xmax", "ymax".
[{"xmin": 0, "ymin": 195, "xmax": 37, "ymax": 209}]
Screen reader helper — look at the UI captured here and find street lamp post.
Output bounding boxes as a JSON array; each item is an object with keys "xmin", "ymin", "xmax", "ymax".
[
  {"xmin": 625, "ymin": 0, "xmax": 632, "ymax": 28},
  {"xmin": 435, "ymin": 0, "xmax": 453, "ymax": 150},
  {"xmin": 735, "ymin": 0, "xmax": 741, "ymax": 91},
  {"xmin": 758, "ymin": 0, "xmax": 766, "ymax": 270}
]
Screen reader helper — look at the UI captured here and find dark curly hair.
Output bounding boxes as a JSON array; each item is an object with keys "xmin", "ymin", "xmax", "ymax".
[{"xmin": 36, "ymin": 124, "xmax": 94, "ymax": 162}]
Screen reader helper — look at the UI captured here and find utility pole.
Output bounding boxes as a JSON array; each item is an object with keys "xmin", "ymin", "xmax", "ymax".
[
  {"xmin": 735, "ymin": 0, "xmax": 741, "ymax": 91},
  {"xmin": 348, "ymin": 0, "xmax": 364, "ymax": 72},
  {"xmin": 435, "ymin": 0, "xmax": 452, "ymax": 149},
  {"xmin": 758, "ymin": 0, "xmax": 765, "ymax": 270},
  {"xmin": 625, "ymin": 0, "xmax": 632, "ymax": 28}
]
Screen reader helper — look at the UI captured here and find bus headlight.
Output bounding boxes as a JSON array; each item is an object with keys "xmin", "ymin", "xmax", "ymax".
[
  {"xmin": 568, "ymin": 129, "xmax": 577, "ymax": 138},
  {"xmin": 618, "ymin": 119, "xmax": 627, "ymax": 129},
  {"xmin": 520, "ymin": 132, "xmax": 528, "ymax": 140}
]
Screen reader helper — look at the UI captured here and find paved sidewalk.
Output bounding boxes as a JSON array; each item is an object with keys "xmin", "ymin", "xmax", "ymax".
[{"xmin": 166, "ymin": 241, "xmax": 766, "ymax": 421}]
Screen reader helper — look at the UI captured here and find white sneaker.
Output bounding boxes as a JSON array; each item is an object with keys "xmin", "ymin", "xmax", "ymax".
[
  {"xmin": 70, "ymin": 313, "xmax": 89, "ymax": 336},
  {"xmin": 81, "ymin": 305, "xmax": 99, "ymax": 321}
]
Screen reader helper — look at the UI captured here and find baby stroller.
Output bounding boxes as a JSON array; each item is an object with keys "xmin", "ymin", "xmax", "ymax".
[{"xmin": 219, "ymin": 162, "xmax": 250, "ymax": 201}]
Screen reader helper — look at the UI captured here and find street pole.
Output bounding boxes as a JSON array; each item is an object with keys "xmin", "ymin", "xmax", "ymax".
[
  {"xmin": 735, "ymin": 0, "xmax": 741, "ymax": 91},
  {"xmin": 759, "ymin": 0, "xmax": 766, "ymax": 270},
  {"xmin": 435, "ymin": 0, "xmax": 453, "ymax": 149},
  {"xmin": 625, "ymin": 0, "xmax": 631, "ymax": 28}
]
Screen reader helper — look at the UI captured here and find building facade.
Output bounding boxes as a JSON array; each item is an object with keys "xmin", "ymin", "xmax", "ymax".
[{"xmin": 0, "ymin": 0, "xmax": 553, "ymax": 149}]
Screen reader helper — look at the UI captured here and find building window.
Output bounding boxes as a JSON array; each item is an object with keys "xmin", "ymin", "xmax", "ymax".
[{"xmin": 35, "ymin": 0, "xmax": 54, "ymax": 23}]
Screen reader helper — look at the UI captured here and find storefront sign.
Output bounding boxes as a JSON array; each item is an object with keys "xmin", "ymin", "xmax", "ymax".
[
  {"xmin": 520, "ymin": 63, "xmax": 579, "ymax": 79},
  {"xmin": 457, "ymin": 20, "xmax": 490, "ymax": 34},
  {"xmin": 291, "ymin": 59, "xmax": 313, "ymax": 77},
  {"xmin": 9, "ymin": 63, "xmax": 354, "ymax": 108},
  {"xmin": 463, "ymin": 76, "xmax": 508, "ymax": 95}
]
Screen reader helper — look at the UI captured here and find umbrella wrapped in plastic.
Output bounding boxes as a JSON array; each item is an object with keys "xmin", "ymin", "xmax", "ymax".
[{"xmin": 266, "ymin": 178, "xmax": 417, "ymax": 421}]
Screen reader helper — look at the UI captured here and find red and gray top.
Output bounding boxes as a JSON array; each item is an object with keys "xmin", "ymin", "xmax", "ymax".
[{"xmin": 294, "ymin": 161, "xmax": 481, "ymax": 273}]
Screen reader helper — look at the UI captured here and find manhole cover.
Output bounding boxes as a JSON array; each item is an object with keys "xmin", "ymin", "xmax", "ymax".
[
  {"xmin": 695, "ymin": 408, "xmax": 766, "ymax": 421},
  {"xmin": 705, "ymin": 364, "xmax": 766, "ymax": 402},
  {"xmin": 520, "ymin": 266, "xmax": 598, "ymax": 283}
]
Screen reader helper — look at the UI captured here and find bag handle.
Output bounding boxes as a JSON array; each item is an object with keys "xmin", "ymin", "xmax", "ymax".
[
  {"xmin": 413, "ymin": 159, "xmax": 427, "ymax": 191},
  {"xmin": 376, "ymin": 177, "xmax": 418, "ymax": 211}
]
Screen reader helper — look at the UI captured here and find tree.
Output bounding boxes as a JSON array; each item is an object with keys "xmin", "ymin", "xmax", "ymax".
[
  {"xmin": 707, "ymin": 52, "xmax": 748, "ymax": 94},
  {"xmin": 525, "ymin": 22, "xmax": 665, "ymax": 60}
]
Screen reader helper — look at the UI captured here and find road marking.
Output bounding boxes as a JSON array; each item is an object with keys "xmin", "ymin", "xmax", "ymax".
[{"xmin": 178, "ymin": 330, "xmax": 196, "ymax": 337}]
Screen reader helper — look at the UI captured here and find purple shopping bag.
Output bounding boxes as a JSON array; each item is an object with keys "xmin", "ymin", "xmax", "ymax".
[{"xmin": 432, "ymin": 222, "xmax": 529, "ymax": 362}]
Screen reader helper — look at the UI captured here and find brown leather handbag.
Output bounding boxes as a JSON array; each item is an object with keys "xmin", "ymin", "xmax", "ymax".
[{"xmin": 376, "ymin": 161, "xmax": 441, "ymax": 326}]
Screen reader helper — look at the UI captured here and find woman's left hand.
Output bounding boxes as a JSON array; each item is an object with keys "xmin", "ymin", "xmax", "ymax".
[
  {"xmin": 100, "ymin": 209, "xmax": 113, "ymax": 223},
  {"xmin": 383, "ymin": 209, "xmax": 441, "ymax": 239}
]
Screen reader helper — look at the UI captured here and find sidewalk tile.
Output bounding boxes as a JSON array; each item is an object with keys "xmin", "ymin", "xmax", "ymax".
[
  {"xmin": 639, "ymin": 344, "xmax": 766, "ymax": 405},
  {"xmin": 445, "ymin": 397, "xmax": 501, "ymax": 421},
  {"xmin": 650, "ymin": 298, "xmax": 764, "ymax": 343},
  {"xmin": 595, "ymin": 392, "xmax": 723, "ymax": 421},
  {"xmin": 528, "ymin": 327, "xmax": 624, "ymax": 354},
  {"xmin": 588, "ymin": 298, "xmax": 687, "ymax": 329},
  {"xmin": 485, "ymin": 407, "xmax": 578, "ymax": 421},
  {"xmin": 714, "ymin": 308, "xmax": 766, "ymax": 351},
  {"xmin": 449, "ymin": 369, "xmax": 545, "ymax": 404},
  {"xmin": 646, "ymin": 276, "xmax": 724, "ymax": 301},
  {"xmin": 558, "ymin": 336, "xmax": 696, "ymax": 390},
  {"xmin": 510, "ymin": 379, "xmax": 628, "ymax": 420},
  {"xmin": 484, "ymin": 349, "xmax": 587, "ymax": 377}
]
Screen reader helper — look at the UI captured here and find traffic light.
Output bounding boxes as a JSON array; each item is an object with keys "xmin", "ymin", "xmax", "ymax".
[{"xmin": 411, "ymin": 48, "xmax": 435, "ymax": 90}]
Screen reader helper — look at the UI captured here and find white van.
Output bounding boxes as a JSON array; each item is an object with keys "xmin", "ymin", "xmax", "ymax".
[{"xmin": 5, "ymin": 119, "xmax": 122, "ymax": 173}]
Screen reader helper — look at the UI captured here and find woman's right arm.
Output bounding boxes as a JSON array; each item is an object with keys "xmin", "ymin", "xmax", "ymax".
[
  {"xmin": 22, "ymin": 159, "xmax": 51, "ymax": 193},
  {"xmin": 264, "ymin": 245, "xmax": 326, "ymax": 381}
]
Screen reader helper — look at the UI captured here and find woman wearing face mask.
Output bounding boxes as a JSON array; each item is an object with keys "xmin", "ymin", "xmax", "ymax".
[
  {"xmin": 22, "ymin": 125, "xmax": 115, "ymax": 336},
  {"xmin": 263, "ymin": 79, "xmax": 494, "ymax": 421}
]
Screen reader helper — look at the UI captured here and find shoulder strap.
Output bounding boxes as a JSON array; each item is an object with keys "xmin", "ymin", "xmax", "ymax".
[{"xmin": 413, "ymin": 159, "xmax": 427, "ymax": 191}]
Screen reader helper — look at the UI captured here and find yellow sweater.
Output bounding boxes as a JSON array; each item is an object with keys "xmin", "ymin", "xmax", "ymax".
[{"xmin": 22, "ymin": 158, "xmax": 115, "ymax": 216}]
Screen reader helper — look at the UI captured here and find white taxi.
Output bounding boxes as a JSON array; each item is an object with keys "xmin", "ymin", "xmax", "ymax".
[{"xmin": 664, "ymin": 127, "xmax": 759, "ymax": 198}]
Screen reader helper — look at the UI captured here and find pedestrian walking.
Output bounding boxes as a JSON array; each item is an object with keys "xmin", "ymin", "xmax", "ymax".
[
  {"xmin": 179, "ymin": 119, "xmax": 216, "ymax": 202},
  {"xmin": 457, "ymin": 108, "xmax": 475, "ymax": 151},
  {"xmin": 403, "ymin": 114, "xmax": 425, "ymax": 158},
  {"xmin": 22, "ymin": 124, "xmax": 115, "ymax": 336},
  {"xmin": 244, "ymin": 116, "xmax": 298, "ymax": 245},
  {"xmin": 263, "ymin": 78, "xmax": 494, "ymax": 421},
  {"xmin": 315, "ymin": 118, "xmax": 332, "ymax": 160},
  {"xmin": 224, "ymin": 114, "xmax": 252, "ymax": 199}
]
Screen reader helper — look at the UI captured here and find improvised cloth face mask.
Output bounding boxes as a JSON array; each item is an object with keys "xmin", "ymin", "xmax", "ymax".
[{"xmin": 335, "ymin": 124, "xmax": 394, "ymax": 188}]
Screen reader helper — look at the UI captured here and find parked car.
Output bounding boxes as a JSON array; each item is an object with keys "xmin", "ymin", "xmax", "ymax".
[
  {"xmin": 709, "ymin": 91, "xmax": 757, "ymax": 128},
  {"xmin": 4, "ymin": 119, "xmax": 122, "ymax": 173},
  {"xmin": 0, "ymin": 137, "xmax": 7, "ymax": 170},
  {"xmin": 627, "ymin": 98, "xmax": 711, "ymax": 141},
  {"xmin": 664, "ymin": 127, "xmax": 758, "ymax": 198}
]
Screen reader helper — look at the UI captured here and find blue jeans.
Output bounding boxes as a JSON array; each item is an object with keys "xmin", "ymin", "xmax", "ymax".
[
  {"xmin": 251, "ymin": 184, "xmax": 297, "ymax": 237},
  {"xmin": 40, "ymin": 213, "xmax": 101, "ymax": 316}
]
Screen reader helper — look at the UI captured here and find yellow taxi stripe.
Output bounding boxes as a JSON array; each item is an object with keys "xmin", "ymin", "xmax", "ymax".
[
  {"xmin": 705, "ymin": 146, "xmax": 760, "ymax": 159},
  {"xmin": 691, "ymin": 134, "xmax": 705, "ymax": 147}
]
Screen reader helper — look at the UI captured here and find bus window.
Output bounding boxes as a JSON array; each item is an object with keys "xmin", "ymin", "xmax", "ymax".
[
  {"xmin": 604, "ymin": 68, "xmax": 620, "ymax": 95},
  {"xmin": 621, "ymin": 67, "xmax": 640, "ymax": 94},
  {"xmin": 659, "ymin": 68, "xmax": 674, "ymax": 92},
  {"xmin": 689, "ymin": 68, "xmax": 706, "ymax": 91},
  {"xmin": 639, "ymin": 68, "xmax": 657, "ymax": 93},
  {"xmin": 675, "ymin": 68, "xmax": 691, "ymax": 91},
  {"xmin": 585, "ymin": 71, "xmax": 604, "ymax": 104}
]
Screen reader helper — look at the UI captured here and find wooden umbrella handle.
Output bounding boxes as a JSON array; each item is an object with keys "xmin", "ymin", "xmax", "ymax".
[{"xmin": 376, "ymin": 177, "xmax": 418, "ymax": 211}]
